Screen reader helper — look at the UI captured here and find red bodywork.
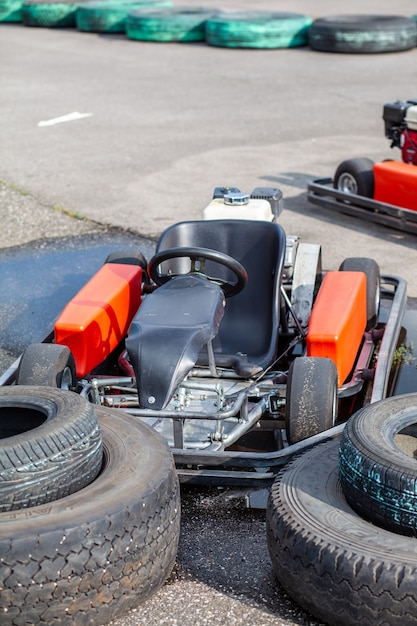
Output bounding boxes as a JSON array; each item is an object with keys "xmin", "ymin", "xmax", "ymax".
[
  {"xmin": 307, "ymin": 271, "xmax": 367, "ymax": 386},
  {"xmin": 373, "ymin": 160, "xmax": 417, "ymax": 212},
  {"xmin": 54, "ymin": 263, "xmax": 142, "ymax": 377}
]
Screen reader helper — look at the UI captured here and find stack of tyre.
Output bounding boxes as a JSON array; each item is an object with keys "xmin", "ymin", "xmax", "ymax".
[
  {"xmin": 266, "ymin": 393, "xmax": 417, "ymax": 626},
  {"xmin": 0, "ymin": 383, "xmax": 181, "ymax": 625}
]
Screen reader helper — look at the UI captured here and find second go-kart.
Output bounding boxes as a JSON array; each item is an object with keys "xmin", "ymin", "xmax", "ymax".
[
  {"xmin": 308, "ymin": 98, "xmax": 417, "ymax": 234},
  {"xmin": 2, "ymin": 186, "xmax": 407, "ymax": 485}
]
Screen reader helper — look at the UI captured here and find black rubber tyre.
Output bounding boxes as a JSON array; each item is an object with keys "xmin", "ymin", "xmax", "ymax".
[
  {"xmin": 334, "ymin": 157, "xmax": 375, "ymax": 197},
  {"xmin": 0, "ymin": 407, "xmax": 180, "ymax": 625},
  {"xmin": 105, "ymin": 248, "xmax": 148, "ymax": 270},
  {"xmin": 21, "ymin": 0, "xmax": 81, "ymax": 27},
  {"xmin": 309, "ymin": 15, "xmax": 417, "ymax": 54},
  {"xmin": 0, "ymin": 386, "xmax": 102, "ymax": 512},
  {"xmin": 16, "ymin": 343, "xmax": 76, "ymax": 389},
  {"xmin": 340, "ymin": 393, "xmax": 417, "ymax": 537},
  {"xmin": 75, "ymin": 0, "xmax": 171, "ymax": 33},
  {"xmin": 126, "ymin": 6, "xmax": 219, "ymax": 42},
  {"xmin": 339, "ymin": 257, "xmax": 380, "ymax": 331},
  {"xmin": 205, "ymin": 12, "xmax": 312, "ymax": 49},
  {"xmin": 267, "ymin": 438, "xmax": 417, "ymax": 626},
  {"xmin": 0, "ymin": 0, "xmax": 22, "ymax": 21},
  {"xmin": 285, "ymin": 356, "xmax": 338, "ymax": 444}
]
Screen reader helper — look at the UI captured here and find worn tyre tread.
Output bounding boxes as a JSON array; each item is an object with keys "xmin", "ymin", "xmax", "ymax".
[
  {"xmin": 0, "ymin": 408, "xmax": 180, "ymax": 626},
  {"xmin": 0, "ymin": 386, "xmax": 102, "ymax": 512},
  {"xmin": 340, "ymin": 393, "xmax": 417, "ymax": 536},
  {"xmin": 285, "ymin": 356, "xmax": 337, "ymax": 444},
  {"xmin": 267, "ymin": 438, "xmax": 417, "ymax": 626}
]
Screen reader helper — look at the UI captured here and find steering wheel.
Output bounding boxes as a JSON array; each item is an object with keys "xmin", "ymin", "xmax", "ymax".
[{"xmin": 148, "ymin": 246, "xmax": 248, "ymax": 297}]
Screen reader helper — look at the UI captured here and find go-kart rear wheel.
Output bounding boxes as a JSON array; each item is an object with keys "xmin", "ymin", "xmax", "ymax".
[
  {"xmin": 339, "ymin": 257, "xmax": 380, "ymax": 330},
  {"xmin": 105, "ymin": 249, "xmax": 148, "ymax": 269},
  {"xmin": 105, "ymin": 249, "xmax": 149, "ymax": 282},
  {"xmin": 285, "ymin": 356, "xmax": 338, "ymax": 444},
  {"xmin": 334, "ymin": 157, "xmax": 374, "ymax": 197},
  {"xmin": 16, "ymin": 343, "xmax": 76, "ymax": 390}
]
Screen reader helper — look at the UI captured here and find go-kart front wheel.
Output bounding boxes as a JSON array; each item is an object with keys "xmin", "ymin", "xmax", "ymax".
[
  {"xmin": 285, "ymin": 356, "xmax": 338, "ymax": 444},
  {"xmin": 16, "ymin": 343, "xmax": 76, "ymax": 390}
]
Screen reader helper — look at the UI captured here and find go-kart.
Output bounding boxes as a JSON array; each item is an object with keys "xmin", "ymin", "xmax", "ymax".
[
  {"xmin": 307, "ymin": 99, "xmax": 417, "ymax": 235},
  {"xmin": 2, "ymin": 186, "xmax": 407, "ymax": 485}
]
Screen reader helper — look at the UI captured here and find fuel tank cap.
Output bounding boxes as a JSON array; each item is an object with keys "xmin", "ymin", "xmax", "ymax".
[{"xmin": 224, "ymin": 192, "xmax": 250, "ymax": 206}]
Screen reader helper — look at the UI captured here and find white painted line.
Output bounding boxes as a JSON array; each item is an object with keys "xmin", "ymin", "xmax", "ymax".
[{"xmin": 38, "ymin": 111, "xmax": 93, "ymax": 127}]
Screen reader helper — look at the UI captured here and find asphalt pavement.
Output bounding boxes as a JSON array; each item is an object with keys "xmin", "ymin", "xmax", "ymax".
[{"xmin": 1, "ymin": 2, "xmax": 417, "ymax": 625}]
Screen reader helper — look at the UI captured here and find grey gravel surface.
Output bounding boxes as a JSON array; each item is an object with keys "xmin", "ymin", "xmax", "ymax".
[{"xmin": 0, "ymin": 181, "xmax": 105, "ymax": 248}]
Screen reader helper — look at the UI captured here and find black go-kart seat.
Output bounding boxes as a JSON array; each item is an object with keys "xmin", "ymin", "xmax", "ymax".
[
  {"xmin": 155, "ymin": 219, "xmax": 286, "ymax": 374},
  {"xmin": 127, "ymin": 219, "xmax": 286, "ymax": 410}
]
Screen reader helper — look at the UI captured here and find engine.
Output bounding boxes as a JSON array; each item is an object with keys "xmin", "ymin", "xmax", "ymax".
[{"xmin": 383, "ymin": 99, "xmax": 417, "ymax": 165}]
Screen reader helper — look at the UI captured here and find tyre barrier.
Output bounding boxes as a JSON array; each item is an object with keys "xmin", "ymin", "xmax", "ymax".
[
  {"xmin": 205, "ymin": 12, "xmax": 312, "ymax": 49},
  {"xmin": 126, "ymin": 6, "xmax": 220, "ymax": 42},
  {"xmin": 0, "ymin": 0, "xmax": 22, "ymax": 21},
  {"xmin": 0, "ymin": 406, "xmax": 181, "ymax": 625},
  {"xmin": 76, "ymin": 0, "xmax": 172, "ymax": 34},
  {"xmin": 21, "ymin": 0, "xmax": 85, "ymax": 27},
  {"xmin": 309, "ymin": 15, "xmax": 417, "ymax": 53},
  {"xmin": 3, "ymin": 6, "xmax": 417, "ymax": 54}
]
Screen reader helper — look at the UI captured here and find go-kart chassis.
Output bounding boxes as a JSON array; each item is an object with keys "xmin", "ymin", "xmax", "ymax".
[
  {"xmin": 307, "ymin": 178, "xmax": 417, "ymax": 235},
  {"xmin": 78, "ymin": 273, "xmax": 406, "ymax": 486}
]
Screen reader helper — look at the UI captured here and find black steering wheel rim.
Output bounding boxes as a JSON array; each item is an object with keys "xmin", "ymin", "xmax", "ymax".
[{"xmin": 148, "ymin": 246, "xmax": 248, "ymax": 297}]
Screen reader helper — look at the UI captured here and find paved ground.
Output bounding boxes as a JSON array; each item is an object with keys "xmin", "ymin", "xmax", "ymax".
[
  {"xmin": 1, "ymin": 0, "xmax": 417, "ymax": 294},
  {"xmin": 1, "ymin": 2, "xmax": 417, "ymax": 625}
]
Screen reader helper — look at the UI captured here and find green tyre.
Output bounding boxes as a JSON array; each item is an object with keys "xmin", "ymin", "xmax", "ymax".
[
  {"xmin": 75, "ymin": 0, "xmax": 171, "ymax": 34},
  {"xmin": 126, "ymin": 6, "xmax": 220, "ymax": 43},
  {"xmin": 205, "ymin": 12, "xmax": 313, "ymax": 49},
  {"xmin": 0, "ymin": 0, "xmax": 22, "ymax": 22},
  {"xmin": 22, "ymin": 0, "xmax": 81, "ymax": 27}
]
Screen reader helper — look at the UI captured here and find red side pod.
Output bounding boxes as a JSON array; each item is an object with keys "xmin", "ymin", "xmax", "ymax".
[
  {"xmin": 307, "ymin": 271, "xmax": 367, "ymax": 386},
  {"xmin": 373, "ymin": 160, "xmax": 417, "ymax": 211},
  {"xmin": 54, "ymin": 263, "xmax": 142, "ymax": 377}
]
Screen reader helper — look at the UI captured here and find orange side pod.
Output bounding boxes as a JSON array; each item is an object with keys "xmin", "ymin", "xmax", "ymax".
[
  {"xmin": 307, "ymin": 271, "xmax": 367, "ymax": 386},
  {"xmin": 54, "ymin": 263, "xmax": 142, "ymax": 377},
  {"xmin": 373, "ymin": 160, "xmax": 417, "ymax": 211}
]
